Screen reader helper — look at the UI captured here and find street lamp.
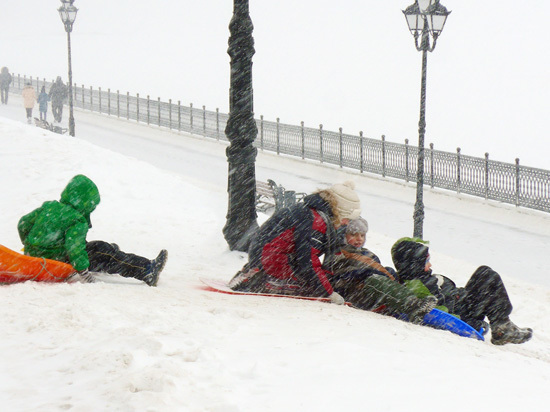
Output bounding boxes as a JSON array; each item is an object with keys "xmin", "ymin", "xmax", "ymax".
[
  {"xmin": 403, "ymin": 0, "xmax": 450, "ymax": 239},
  {"xmin": 58, "ymin": 0, "xmax": 78, "ymax": 137},
  {"xmin": 222, "ymin": 0, "xmax": 259, "ymax": 251}
]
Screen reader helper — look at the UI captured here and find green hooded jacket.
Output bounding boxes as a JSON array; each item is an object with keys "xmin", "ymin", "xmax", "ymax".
[{"xmin": 17, "ymin": 175, "xmax": 101, "ymax": 271}]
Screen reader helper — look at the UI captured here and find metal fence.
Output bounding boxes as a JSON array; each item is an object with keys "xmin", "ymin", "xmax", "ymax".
[{"xmin": 13, "ymin": 74, "xmax": 550, "ymax": 214}]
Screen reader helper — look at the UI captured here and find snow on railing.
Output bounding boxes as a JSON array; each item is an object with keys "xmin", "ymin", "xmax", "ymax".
[{"xmin": 12, "ymin": 73, "xmax": 550, "ymax": 214}]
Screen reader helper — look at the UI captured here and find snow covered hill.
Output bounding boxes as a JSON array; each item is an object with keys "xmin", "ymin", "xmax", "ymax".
[{"xmin": 1, "ymin": 110, "xmax": 549, "ymax": 411}]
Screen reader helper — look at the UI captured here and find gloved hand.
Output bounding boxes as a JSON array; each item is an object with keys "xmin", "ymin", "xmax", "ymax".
[
  {"xmin": 329, "ymin": 291, "xmax": 345, "ymax": 305},
  {"xmin": 78, "ymin": 269, "xmax": 95, "ymax": 283}
]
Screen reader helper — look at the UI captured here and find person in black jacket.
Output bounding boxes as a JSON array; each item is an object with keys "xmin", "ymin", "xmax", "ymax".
[
  {"xmin": 325, "ymin": 218, "xmax": 437, "ymax": 323},
  {"xmin": 0, "ymin": 67, "xmax": 12, "ymax": 104},
  {"xmin": 230, "ymin": 181, "xmax": 362, "ymax": 304},
  {"xmin": 391, "ymin": 237, "xmax": 533, "ymax": 345}
]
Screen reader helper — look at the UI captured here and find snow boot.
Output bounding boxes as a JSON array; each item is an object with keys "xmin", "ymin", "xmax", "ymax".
[
  {"xmin": 405, "ymin": 295, "xmax": 438, "ymax": 324},
  {"xmin": 228, "ymin": 266, "xmax": 266, "ymax": 292},
  {"xmin": 142, "ymin": 249, "xmax": 168, "ymax": 287},
  {"xmin": 490, "ymin": 319, "xmax": 533, "ymax": 345}
]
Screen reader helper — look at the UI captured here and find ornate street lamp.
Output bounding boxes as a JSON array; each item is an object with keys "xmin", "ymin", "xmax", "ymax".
[
  {"xmin": 58, "ymin": 0, "xmax": 78, "ymax": 137},
  {"xmin": 222, "ymin": 0, "xmax": 259, "ymax": 251},
  {"xmin": 403, "ymin": 0, "xmax": 450, "ymax": 239}
]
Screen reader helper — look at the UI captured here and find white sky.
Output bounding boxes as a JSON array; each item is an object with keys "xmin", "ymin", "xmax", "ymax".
[{"xmin": 1, "ymin": 1, "xmax": 549, "ymax": 168}]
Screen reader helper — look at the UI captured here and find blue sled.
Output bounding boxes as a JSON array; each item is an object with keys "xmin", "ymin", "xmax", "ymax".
[{"xmin": 423, "ymin": 308, "xmax": 485, "ymax": 341}]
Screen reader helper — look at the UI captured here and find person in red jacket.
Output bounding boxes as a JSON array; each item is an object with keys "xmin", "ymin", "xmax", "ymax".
[{"xmin": 230, "ymin": 181, "xmax": 361, "ymax": 304}]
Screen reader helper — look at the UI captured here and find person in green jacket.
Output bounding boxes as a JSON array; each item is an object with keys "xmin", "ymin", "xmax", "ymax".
[
  {"xmin": 325, "ymin": 217, "xmax": 437, "ymax": 324},
  {"xmin": 18, "ymin": 174, "xmax": 167, "ymax": 286}
]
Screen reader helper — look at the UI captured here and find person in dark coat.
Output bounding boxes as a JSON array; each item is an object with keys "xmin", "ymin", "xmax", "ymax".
[
  {"xmin": 49, "ymin": 76, "xmax": 68, "ymax": 122},
  {"xmin": 325, "ymin": 218, "xmax": 437, "ymax": 323},
  {"xmin": 37, "ymin": 86, "xmax": 50, "ymax": 121},
  {"xmin": 391, "ymin": 237, "xmax": 533, "ymax": 345},
  {"xmin": 18, "ymin": 174, "xmax": 168, "ymax": 286},
  {"xmin": 0, "ymin": 67, "xmax": 12, "ymax": 104},
  {"xmin": 230, "ymin": 181, "xmax": 362, "ymax": 304}
]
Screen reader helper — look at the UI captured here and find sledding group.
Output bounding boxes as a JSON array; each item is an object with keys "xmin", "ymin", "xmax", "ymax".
[
  {"xmin": 15, "ymin": 175, "xmax": 531, "ymax": 346},
  {"xmin": 228, "ymin": 181, "xmax": 532, "ymax": 346}
]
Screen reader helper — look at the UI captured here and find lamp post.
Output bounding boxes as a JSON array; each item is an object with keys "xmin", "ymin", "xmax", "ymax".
[
  {"xmin": 58, "ymin": 0, "xmax": 78, "ymax": 137},
  {"xmin": 222, "ymin": 0, "xmax": 259, "ymax": 251},
  {"xmin": 403, "ymin": 0, "xmax": 450, "ymax": 239}
]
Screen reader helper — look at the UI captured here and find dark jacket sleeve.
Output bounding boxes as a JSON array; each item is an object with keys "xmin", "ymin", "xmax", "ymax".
[{"xmin": 292, "ymin": 208, "xmax": 334, "ymax": 296}]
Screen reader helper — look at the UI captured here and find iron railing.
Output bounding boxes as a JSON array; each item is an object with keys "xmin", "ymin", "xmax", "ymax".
[{"xmin": 12, "ymin": 74, "xmax": 550, "ymax": 214}]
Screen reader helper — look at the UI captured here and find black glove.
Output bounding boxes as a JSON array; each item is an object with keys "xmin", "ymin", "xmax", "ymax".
[{"xmin": 78, "ymin": 269, "xmax": 95, "ymax": 283}]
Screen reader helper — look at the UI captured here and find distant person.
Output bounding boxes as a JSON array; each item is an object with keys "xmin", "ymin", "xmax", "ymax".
[
  {"xmin": 21, "ymin": 82, "xmax": 37, "ymax": 124},
  {"xmin": 49, "ymin": 76, "xmax": 68, "ymax": 122},
  {"xmin": 0, "ymin": 67, "xmax": 12, "ymax": 104},
  {"xmin": 391, "ymin": 237, "xmax": 533, "ymax": 345},
  {"xmin": 37, "ymin": 86, "xmax": 50, "ymax": 121},
  {"xmin": 18, "ymin": 174, "xmax": 168, "ymax": 286}
]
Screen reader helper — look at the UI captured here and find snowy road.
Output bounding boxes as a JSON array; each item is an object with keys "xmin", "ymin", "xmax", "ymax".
[{"xmin": 2, "ymin": 97, "xmax": 550, "ymax": 290}]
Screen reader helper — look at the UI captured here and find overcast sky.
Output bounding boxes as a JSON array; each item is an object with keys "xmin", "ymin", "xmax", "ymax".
[{"xmin": 1, "ymin": 1, "xmax": 549, "ymax": 168}]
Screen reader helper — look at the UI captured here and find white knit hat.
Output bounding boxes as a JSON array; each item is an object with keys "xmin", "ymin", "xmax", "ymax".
[{"xmin": 328, "ymin": 181, "xmax": 361, "ymax": 220}]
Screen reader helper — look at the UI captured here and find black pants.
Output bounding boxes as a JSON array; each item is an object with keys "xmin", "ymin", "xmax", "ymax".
[
  {"xmin": 52, "ymin": 104, "xmax": 63, "ymax": 122},
  {"xmin": 456, "ymin": 266, "xmax": 513, "ymax": 330},
  {"xmin": 25, "ymin": 108, "xmax": 33, "ymax": 119},
  {"xmin": 86, "ymin": 240, "xmax": 151, "ymax": 281},
  {"xmin": 0, "ymin": 87, "xmax": 8, "ymax": 104}
]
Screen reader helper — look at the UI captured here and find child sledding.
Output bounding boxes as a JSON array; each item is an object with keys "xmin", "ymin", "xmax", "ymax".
[{"xmin": 227, "ymin": 181, "xmax": 532, "ymax": 345}]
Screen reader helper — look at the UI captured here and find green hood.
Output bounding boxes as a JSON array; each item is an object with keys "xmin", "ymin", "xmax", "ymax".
[{"xmin": 60, "ymin": 175, "xmax": 101, "ymax": 227}]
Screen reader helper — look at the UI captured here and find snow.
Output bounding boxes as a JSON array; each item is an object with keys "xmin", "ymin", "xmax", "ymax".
[{"xmin": 1, "ymin": 99, "xmax": 550, "ymax": 411}]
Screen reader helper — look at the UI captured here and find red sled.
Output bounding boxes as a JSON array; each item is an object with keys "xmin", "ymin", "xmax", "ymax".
[{"xmin": 0, "ymin": 244, "xmax": 76, "ymax": 284}]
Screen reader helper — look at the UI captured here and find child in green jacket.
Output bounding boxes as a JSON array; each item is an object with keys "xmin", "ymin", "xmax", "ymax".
[{"xmin": 18, "ymin": 174, "xmax": 167, "ymax": 286}]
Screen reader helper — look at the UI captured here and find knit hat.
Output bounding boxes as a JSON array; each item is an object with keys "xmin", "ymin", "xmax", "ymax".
[
  {"xmin": 346, "ymin": 217, "xmax": 369, "ymax": 234},
  {"xmin": 391, "ymin": 237, "xmax": 430, "ymax": 279},
  {"xmin": 328, "ymin": 181, "xmax": 361, "ymax": 220}
]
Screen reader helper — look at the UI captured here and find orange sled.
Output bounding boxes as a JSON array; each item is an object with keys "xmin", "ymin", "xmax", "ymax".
[{"xmin": 0, "ymin": 244, "xmax": 76, "ymax": 284}]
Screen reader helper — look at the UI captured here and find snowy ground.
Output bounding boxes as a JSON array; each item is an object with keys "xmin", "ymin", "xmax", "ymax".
[{"xmin": 1, "ymin": 100, "xmax": 549, "ymax": 411}]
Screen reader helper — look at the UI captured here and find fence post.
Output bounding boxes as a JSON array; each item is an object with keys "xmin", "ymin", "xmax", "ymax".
[
  {"xmin": 81, "ymin": 84, "xmax": 85, "ymax": 108},
  {"xmin": 260, "ymin": 115, "xmax": 264, "ymax": 150},
  {"xmin": 117, "ymin": 90, "xmax": 120, "ymax": 118},
  {"xmin": 276, "ymin": 118, "xmax": 280, "ymax": 155},
  {"xmin": 203, "ymin": 105, "xmax": 206, "ymax": 136},
  {"xmin": 136, "ymin": 93, "xmax": 140, "ymax": 122},
  {"xmin": 146, "ymin": 95, "xmax": 150, "ymax": 124},
  {"xmin": 320, "ymin": 124, "xmax": 324, "ymax": 163},
  {"xmin": 359, "ymin": 131, "xmax": 364, "ymax": 173},
  {"xmin": 515, "ymin": 158, "xmax": 520, "ymax": 207},
  {"xmin": 430, "ymin": 143, "xmax": 434, "ymax": 188},
  {"xmin": 382, "ymin": 135, "xmax": 386, "ymax": 178},
  {"xmin": 178, "ymin": 100, "xmax": 181, "ymax": 131},
  {"xmin": 216, "ymin": 108, "xmax": 220, "ymax": 140},
  {"xmin": 339, "ymin": 128, "xmax": 343, "ymax": 168},
  {"xmin": 107, "ymin": 88, "xmax": 111, "ymax": 115},
  {"xmin": 157, "ymin": 97, "xmax": 161, "ymax": 127},
  {"xmin": 405, "ymin": 139, "xmax": 409, "ymax": 182},
  {"xmin": 126, "ymin": 92, "xmax": 129, "ymax": 120},
  {"xmin": 485, "ymin": 152, "xmax": 489, "ymax": 199},
  {"xmin": 17, "ymin": 74, "xmax": 21, "ymax": 89},
  {"xmin": 301, "ymin": 121, "xmax": 305, "ymax": 159},
  {"xmin": 190, "ymin": 103, "xmax": 193, "ymax": 131},
  {"xmin": 98, "ymin": 87, "xmax": 102, "ymax": 113},
  {"xmin": 169, "ymin": 99, "xmax": 172, "ymax": 130},
  {"xmin": 90, "ymin": 86, "xmax": 93, "ymax": 111},
  {"xmin": 457, "ymin": 147, "xmax": 461, "ymax": 194}
]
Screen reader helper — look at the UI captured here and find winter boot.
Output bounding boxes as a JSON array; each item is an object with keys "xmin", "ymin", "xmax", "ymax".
[
  {"xmin": 405, "ymin": 295, "xmax": 438, "ymax": 324},
  {"xmin": 142, "ymin": 249, "xmax": 168, "ymax": 287},
  {"xmin": 490, "ymin": 319, "xmax": 533, "ymax": 345},
  {"xmin": 228, "ymin": 267, "xmax": 266, "ymax": 292}
]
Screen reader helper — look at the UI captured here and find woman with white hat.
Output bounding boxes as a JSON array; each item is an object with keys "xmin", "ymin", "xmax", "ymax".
[{"xmin": 230, "ymin": 181, "xmax": 361, "ymax": 303}]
